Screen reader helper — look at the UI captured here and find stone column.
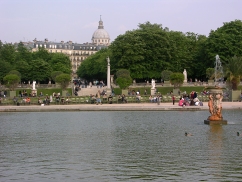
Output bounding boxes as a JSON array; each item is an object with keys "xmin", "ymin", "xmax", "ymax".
[{"xmin": 106, "ymin": 57, "xmax": 111, "ymax": 95}]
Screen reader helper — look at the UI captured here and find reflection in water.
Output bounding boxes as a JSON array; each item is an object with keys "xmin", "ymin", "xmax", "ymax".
[
  {"xmin": 0, "ymin": 111, "xmax": 242, "ymax": 181},
  {"xmin": 208, "ymin": 125, "xmax": 223, "ymax": 178}
]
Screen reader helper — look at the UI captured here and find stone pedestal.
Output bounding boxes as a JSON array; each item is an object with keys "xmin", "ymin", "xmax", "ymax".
[
  {"xmin": 31, "ymin": 89, "xmax": 37, "ymax": 97},
  {"xmin": 151, "ymin": 88, "xmax": 155, "ymax": 96},
  {"xmin": 204, "ymin": 120, "xmax": 227, "ymax": 125},
  {"xmin": 106, "ymin": 88, "xmax": 112, "ymax": 96},
  {"xmin": 10, "ymin": 91, "xmax": 16, "ymax": 98}
]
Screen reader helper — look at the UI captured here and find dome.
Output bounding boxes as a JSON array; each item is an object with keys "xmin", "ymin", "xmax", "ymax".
[
  {"xmin": 91, "ymin": 16, "xmax": 110, "ymax": 45},
  {"xmin": 92, "ymin": 29, "xmax": 110, "ymax": 39}
]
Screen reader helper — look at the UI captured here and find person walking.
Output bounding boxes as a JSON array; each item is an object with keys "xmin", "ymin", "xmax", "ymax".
[
  {"xmin": 172, "ymin": 95, "xmax": 175, "ymax": 105},
  {"xmin": 96, "ymin": 90, "xmax": 102, "ymax": 105}
]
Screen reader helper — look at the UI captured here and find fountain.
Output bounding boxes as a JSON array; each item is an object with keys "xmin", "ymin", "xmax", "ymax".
[
  {"xmin": 204, "ymin": 55, "xmax": 227, "ymax": 125},
  {"xmin": 204, "ymin": 86, "xmax": 227, "ymax": 125}
]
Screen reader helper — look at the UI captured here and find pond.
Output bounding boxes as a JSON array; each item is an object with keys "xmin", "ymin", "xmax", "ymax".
[{"xmin": 0, "ymin": 110, "xmax": 242, "ymax": 181}]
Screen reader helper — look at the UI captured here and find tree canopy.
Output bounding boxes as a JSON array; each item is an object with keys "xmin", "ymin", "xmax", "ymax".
[{"xmin": 0, "ymin": 42, "xmax": 72, "ymax": 83}]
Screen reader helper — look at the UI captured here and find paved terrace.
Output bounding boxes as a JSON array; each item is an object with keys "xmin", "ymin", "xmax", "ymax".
[{"xmin": 0, "ymin": 102, "xmax": 241, "ymax": 112}]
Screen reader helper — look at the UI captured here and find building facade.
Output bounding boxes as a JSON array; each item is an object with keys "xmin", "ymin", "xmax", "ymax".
[{"xmin": 30, "ymin": 17, "xmax": 110, "ymax": 79}]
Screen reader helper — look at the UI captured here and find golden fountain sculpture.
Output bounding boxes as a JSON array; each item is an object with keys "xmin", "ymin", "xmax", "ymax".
[{"xmin": 204, "ymin": 86, "xmax": 227, "ymax": 125}]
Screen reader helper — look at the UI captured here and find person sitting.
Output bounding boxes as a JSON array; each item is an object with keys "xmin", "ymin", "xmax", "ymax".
[
  {"xmin": 22, "ymin": 97, "xmax": 26, "ymax": 104},
  {"xmin": 61, "ymin": 97, "xmax": 65, "ymax": 104},
  {"xmin": 66, "ymin": 97, "xmax": 70, "ymax": 104},
  {"xmin": 38, "ymin": 98, "xmax": 42, "ymax": 105},
  {"xmin": 136, "ymin": 94, "xmax": 141, "ymax": 102},
  {"xmin": 149, "ymin": 95, "xmax": 153, "ymax": 102},
  {"xmin": 121, "ymin": 94, "xmax": 127, "ymax": 103},
  {"xmin": 178, "ymin": 98, "xmax": 185, "ymax": 106},
  {"xmin": 118, "ymin": 95, "xmax": 122, "ymax": 103},
  {"xmin": 26, "ymin": 97, "xmax": 31, "ymax": 105},
  {"xmin": 102, "ymin": 93, "xmax": 108, "ymax": 103},
  {"xmin": 90, "ymin": 94, "xmax": 96, "ymax": 104},
  {"xmin": 13, "ymin": 96, "xmax": 18, "ymax": 104},
  {"xmin": 108, "ymin": 95, "xmax": 113, "ymax": 104}
]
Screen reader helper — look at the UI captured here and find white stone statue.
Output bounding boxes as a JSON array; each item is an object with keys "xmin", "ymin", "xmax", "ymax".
[
  {"xmin": 183, "ymin": 69, "xmax": 187, "ymax": 83},
  {"xmin": 151, "ymin": 79, "xmax": 156, "ymax": 89},
  {"xmin": 33, "ymin": 81, "xmax": 36, "ymax": 90}
]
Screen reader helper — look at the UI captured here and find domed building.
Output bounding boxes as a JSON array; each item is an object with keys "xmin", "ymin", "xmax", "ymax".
[
  {"xmin": 27, "ymin": 17, "xmax": 110, "ymax": 79},
  {"xmin": 92, "ymin": 16, "xmax": 110, "ymax": 46}
]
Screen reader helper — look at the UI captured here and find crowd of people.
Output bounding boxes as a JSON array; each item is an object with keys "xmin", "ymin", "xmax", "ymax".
[{"xmin": 177, "ymin": 91, "xmax": 203, "ymax": 107}]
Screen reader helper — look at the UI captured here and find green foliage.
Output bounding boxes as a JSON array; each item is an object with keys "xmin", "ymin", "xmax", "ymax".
[
  {"xmin": 0, "ymin": 43, "xmax": 16, "ymax": 65},
  {"xmin": 55, "ymin": 74, "xmax": 71, "ymax": 90},
  {"xmin": 161, "ymin": 70, "xmax": 173, "ymax": 81},
  {"xmin": 76, "ymin": 48, "xmax": 110, "ymax": 80},
  {"xmin": 28, "ymin": 59, "xmax": 53, "ymax": 82},
  {"xmin": 115, "ymin": 69, "xmax": 132, "ymax": 89},
  {"xmin": 50, "ymin": 53, "xmax": 71, "ymax": 74},
  {"xmin": 16, "ymin": 42, "xmax": 33, "ymax": 63},
  {"xmin": 116, "ymin": 77, "xmax": 132, "ymax": 90},
  {"xmin": 15, "ymin": 60, "xmax": 30, "ymax": 81},
  {"xmin": 3, "ymin": 74, "xmax": 20, "ymax": 90},
  {"xmin": 204, "ymin": 20, "xmax": 242, "ymax": 67},
  {"xmin": 51, "ymin": 71, "xmax": 63, "ymax": 82},
  {"xmin": 116, "ymin": 69, "xmax": 131, "ymax": 78},
  {"xmin": 32, "ymin": 47, "xmax": 51, "ymax": 62},
  {"xmin": 170, "ymin": 72, "xmax": 184, "ymax": 88},
  {"xmin": 110, "ymin": 22, "xmax": 171, "ymax": 79},
  {"xmin": 8, "ymin": 70, "xmax": 21, "ymax": 79},
  {"xmin": 225, "ymin": 56, "xmax": 242, "ymax": 90},
  {"xmin": 0, "ymin": 60, "xmax": 12, "ymax": 82},
  {"xmin": 206, "ymin": 68, "xmax": 215, "ymax": 80}
]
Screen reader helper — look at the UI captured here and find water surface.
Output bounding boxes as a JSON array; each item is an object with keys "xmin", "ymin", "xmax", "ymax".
[{"xmin": 0, "ymin": 111, "xmax": 242, "ymax": 181}]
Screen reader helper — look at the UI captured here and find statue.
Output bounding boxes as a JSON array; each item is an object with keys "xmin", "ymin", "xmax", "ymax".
[
  {"xmin": 207, "ymin": 88, "xmax": 224, "ymax": 121},
  {"xmin": 151, "ymin": 79, "xmax": 156, "ymax": 89},
  {"xmin": 183, "ymin": 69, "xmax": 187, "ymax": 83},
  {"xmin": 32, "ymin": 81, "xmax": 36, "ymax": 90}
]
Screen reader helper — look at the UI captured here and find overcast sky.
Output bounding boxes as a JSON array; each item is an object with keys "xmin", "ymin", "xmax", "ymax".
[{"xmin": 0, "ymin": 0, "xmax": 241, "ymax": 44}]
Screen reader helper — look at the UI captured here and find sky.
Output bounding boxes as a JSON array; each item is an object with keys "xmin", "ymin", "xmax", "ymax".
[{"xmin": 0, "ymin": 0, "xmax": 241, "ymax": 44}]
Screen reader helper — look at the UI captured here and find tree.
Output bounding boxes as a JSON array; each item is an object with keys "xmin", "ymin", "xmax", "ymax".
[
  {"xmin": 0, "ymin": 43, "xmax": 16, "ymax": 65},
  {"xmin": 8, "ymin": 70, "xmax": 21, "ymax": 80},
  {"xmin": 115, "ymin": 69, "xmax": 132, "ymax": 89},
  {"xmin": 170, "ymin": 73, "xmax": 184, "ymax": 88},
  {"xmin": 50, "ymin": 53, "xmax": 71, "ymax": 74},
  {"xmin": 225, "ymin": 56, "xmax": 242, "ymax": 90},
  {"xmin": 76, "ymin": 48, "xmax": 110, "ymax": 81},
  {"xmin": 204, "ymin": 20, "xmax": 242, "ymax": 66},
  {"xmin": 55, "ymin": 74, "xmax": 71, "ymax": 90},
  {"xmin": 0, "ymin": 60, "xmax": 12, "ymax": 82},
  {"xmin": 15, "ymin": 42, "xmax": 33, "ymax": 64},
  {"xmin": 206, "ymin": 68, "xmax": 215, "ymax": 80},
  {"xmin": 3, "ymin": 74, "xmax": 20, "ymax": 90},
  {"xmin": 110, "ymin": 22, "xmax": 171, "ymax": 80},
  {"xmin": 32, "ymin": 47, "xmax": 51, "ymax": 62},
  {"xmin": 28, "ymin": 58, "xmax": 53, "ymax": 83},
  {"xmin": 51, "ymin": 71, "xmax": 63, "ymax": 82},
  {"xmin": 161, "ymin": 70, "xmax": 173, "ymax": 81},
  {"xmin": 15, "ymin": 60, "xmax": 30, "ymax": 82}
]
